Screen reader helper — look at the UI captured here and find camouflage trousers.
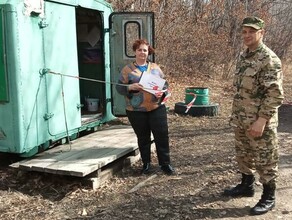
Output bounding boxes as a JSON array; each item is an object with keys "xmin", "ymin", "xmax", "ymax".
[{"xmin": 234, "ymin": 127, "xmax": 279, "ymax": 184}]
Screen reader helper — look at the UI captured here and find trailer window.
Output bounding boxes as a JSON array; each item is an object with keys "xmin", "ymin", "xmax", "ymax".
[
  {"xmin": 0, "ymin": 7, "xmax": 9, "ymax": 102},
  {"xmin": 124, "ymin": 21, "xmax": 141, "ymax": 58}
]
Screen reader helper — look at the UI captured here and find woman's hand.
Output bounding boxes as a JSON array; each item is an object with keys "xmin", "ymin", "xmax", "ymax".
[
  {"xmin": 154, "ymin": 91, "xmax": 163, "ymax": 99},
  {"xmin": 128, "ymin": 83, "xmax": 143, "ymax": 91}
]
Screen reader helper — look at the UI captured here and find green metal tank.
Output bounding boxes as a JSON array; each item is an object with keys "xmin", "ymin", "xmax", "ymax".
[{"xmin": 0, "ymin": 0, "xmax": 154, "ymax": 156}]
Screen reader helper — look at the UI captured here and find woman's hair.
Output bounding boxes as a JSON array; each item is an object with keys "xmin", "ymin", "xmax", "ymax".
[{"xmin": 132, "ymin": 39, "xmax": 155, "ymax": 55}]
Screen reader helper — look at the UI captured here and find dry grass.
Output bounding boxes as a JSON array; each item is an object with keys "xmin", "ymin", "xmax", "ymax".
[{"xmin": 0, "ymin": 70, "xmax": 291, "ymax": 220}]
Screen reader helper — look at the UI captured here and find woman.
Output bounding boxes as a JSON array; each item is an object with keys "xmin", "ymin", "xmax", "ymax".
[{"xmin": 116, "ymin": 39, "xmax": 175, "ymax": 175}]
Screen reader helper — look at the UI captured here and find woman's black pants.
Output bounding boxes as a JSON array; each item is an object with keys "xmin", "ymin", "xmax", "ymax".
[{"xmin": 126, "ymin": 105, "xmax": 170, "ymax": 166}]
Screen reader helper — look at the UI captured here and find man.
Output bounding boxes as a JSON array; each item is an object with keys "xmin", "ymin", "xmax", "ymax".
[{"xmin": 224, "ymin": 16, "xmax": 284, "ymax": 215}]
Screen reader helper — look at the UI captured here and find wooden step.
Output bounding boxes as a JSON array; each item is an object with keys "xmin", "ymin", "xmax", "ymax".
[{"xmin": 10, "ymin": 125, "xmax": 139, "ymax": 177}]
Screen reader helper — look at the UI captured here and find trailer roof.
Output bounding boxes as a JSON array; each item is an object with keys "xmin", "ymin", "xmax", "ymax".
[{"xmin": 0, "ymin": 0, "xmax": 113, "ymax": 11}]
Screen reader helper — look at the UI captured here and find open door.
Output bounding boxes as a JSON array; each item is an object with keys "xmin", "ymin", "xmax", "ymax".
[
  {"xmin": 109, "ymin": 12, "xmax": 154, "ymax": 116},
  {"xmin": 43, "ymin": 2, "xmax": 81, "ymax": 135}
]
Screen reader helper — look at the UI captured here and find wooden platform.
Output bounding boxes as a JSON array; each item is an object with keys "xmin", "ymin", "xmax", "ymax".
[{"xmin": 11, "ymin": 125, "xmax": 138, "ymax": 177}]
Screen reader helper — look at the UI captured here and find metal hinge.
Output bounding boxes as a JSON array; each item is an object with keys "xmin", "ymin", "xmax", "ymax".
[
  {"xmin": 0, "ymin": 127, "xmax": 6, "ymax": 140},
  {"xmin": 77, "ymin": 104, "xmax": 84, "ymax": 110},
  {"xmin": 39, "ymin": 19, "xmax": 49, "ymax": 29},
  {"xmin": 43, "ymin": 113, "xmax": 54, "ymax": 120}
]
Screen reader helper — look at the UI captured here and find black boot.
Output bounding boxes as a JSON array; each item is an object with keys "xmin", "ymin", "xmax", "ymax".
[
  {"xmin": 138, "ymin": 143, "xmax": 151, "ymax": 175},
  {"xmin": 161, "ymin": 164, "xmax": 175, "ymax": 175},
  {"xmin": 223, "ymin": 173, "xmax": 255, "ymax": 197},
  {"xmin": 250, "ymin": 180, "xmax": 276, "ymax": 215},
  {"xmin": 141, "ymin": 163, "xmax": 151, "ymax": 174}
]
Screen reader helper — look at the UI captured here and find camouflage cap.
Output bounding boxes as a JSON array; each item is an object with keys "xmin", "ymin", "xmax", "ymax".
[{"xmin": 242, "ymin": 16, "xmax": 265, "ymax": 30}]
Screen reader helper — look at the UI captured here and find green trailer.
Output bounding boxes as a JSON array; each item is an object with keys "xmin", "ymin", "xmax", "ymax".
[{"xmin": 0, "ymin": 0, "xmax": 154, "ymax": 157}]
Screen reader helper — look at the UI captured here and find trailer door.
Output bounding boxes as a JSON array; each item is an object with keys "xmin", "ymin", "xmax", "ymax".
[
  {"xmin": 109, "ymin": 12, "xmax": 154, "ymax": 116},
  {"xmin": 42, "ymin": 2, "xmax": 81, "ymax": 135}
]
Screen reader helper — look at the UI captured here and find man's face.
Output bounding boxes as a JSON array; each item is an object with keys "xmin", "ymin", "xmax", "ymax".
[{"xmin": 241, "ymin": 26, "xmax": 264, "ymax": 50}]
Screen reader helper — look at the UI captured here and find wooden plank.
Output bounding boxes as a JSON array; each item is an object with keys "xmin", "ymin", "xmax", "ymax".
[
  {"xmin": 44, "ymin": 146, "xmax": 136, "ymax": 177},
  {"xmin": 42, "ymin": 135, "xmax": 137, "ymax": 176},
  {"xmin": 81, "ymin": 113, "xmax": 102, "ymax": 124},
  {"xmin": 18, "ymin": 147, "xmax": 111, "ymax": 173},
  {"xmin": 87, "ymin": 150, "xmax": 141, "ymax": 190},
  {"xmin": 18, "ymin": 126, "xmax": 135, "ymax": 168},
  {"xmin": 128, "ymin": 174, "xmax": 158, "ymax": 193},
  {"xmin": 14, "ymin": 125, "xmax": 139, "ymax": 177},
  {"xmin": 18, "ymin": 138, "xmax": 135, "ymax": 173}
]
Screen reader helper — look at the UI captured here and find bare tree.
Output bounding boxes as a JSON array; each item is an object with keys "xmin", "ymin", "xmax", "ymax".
[{"xmin": 107, "ymin": 0, "xmax": 292, "ymax": 79}]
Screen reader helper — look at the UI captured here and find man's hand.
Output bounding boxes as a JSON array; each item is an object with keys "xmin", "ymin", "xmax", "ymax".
[{"xmin": 248, "ymin": 117, "xmax": 267, "ymax": 137}]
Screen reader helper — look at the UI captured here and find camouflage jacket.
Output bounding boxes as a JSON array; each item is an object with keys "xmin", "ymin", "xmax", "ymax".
[
  {"xmin": 230, "ymin": 43, "xmax": 284, "ymax": 129},
  {"xmin": 116, "ymin": 62, "xmax": 168, "ymax": 112}
]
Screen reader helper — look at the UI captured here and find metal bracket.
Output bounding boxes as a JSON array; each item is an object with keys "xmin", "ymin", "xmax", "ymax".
[
  {"xmin": 0, "ymin": 127, "xmax": 6, "ymax": 140},
  {"xmin": 77, "ymin": 104, "xmax": 84, "ymax": 110},
  {"xmin": 38, "ymin": 19, "xmax": 49, "ymax": 29},
  {"xmin": 39, "ymin": 68, "xmax": 50, "ymax": 76},
  {"xmin": 43, "ymin": 113, "xmax": 54, "ymax": 120}
]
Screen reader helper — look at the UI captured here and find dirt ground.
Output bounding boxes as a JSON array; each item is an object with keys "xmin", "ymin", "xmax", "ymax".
[{"xmin": 0, "ymin": 76, "xmax": 291, "ymax": 220}]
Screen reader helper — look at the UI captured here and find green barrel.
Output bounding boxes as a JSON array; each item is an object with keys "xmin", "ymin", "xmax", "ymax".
[{"xmin": 185, "ymin": 87, "xmax": 209, "ymax": 105}]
